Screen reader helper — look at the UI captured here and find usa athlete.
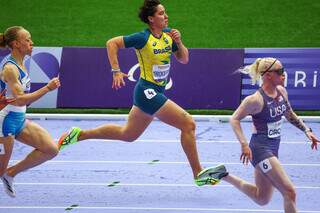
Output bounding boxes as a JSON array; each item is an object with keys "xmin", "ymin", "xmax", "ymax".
[
  {"xmin": 220, "ymin": 58, "xmax": 319, "ymax": 213},
  {"xmin": 58, "ymin": 0, "xmax": 225, "ymax": 186}
]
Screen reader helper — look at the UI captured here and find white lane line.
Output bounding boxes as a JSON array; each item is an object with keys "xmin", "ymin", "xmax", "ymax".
[
  {"xmin": 54, "ymin": 138, "xmax": 311, "ymax": 144},
  {"xmin": 0, "ymin": 206, "xmax": 319, "ymax": 212},
  {"xmin": 10, "ymin": 160, "xmax": 320, "ymax": 167},
  {"xmin": 2, "ymin": 182, "xmax": 319, "ymax": 189}
]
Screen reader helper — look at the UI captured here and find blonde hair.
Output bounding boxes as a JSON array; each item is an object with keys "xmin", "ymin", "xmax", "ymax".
[
  {"xmin": 241, "ymin": 57, "xmax": 278, "ymax": 84},
  {"xmin": 0, "ymin": 26, "xmax": 24, "ymax": 48}
]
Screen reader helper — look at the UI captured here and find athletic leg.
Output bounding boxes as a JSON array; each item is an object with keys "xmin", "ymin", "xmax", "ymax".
[
  {"xmin": 6, "ymin": 121, "xmax": 58, "ymax": 177},
  {"xmin": 0, "ymin": 137, "xmax": 14, "ymax": 176},
  {"xmin": 77, "ymin": 106, "xmax": 153, "ymax": 142},
  {"xmin": 261, "ymin": 157, "xmax": 297, "ymax": 213},
  {"xmin": 0, "ymin": 136, "xmax": 16, "ymax": 197},
  {"xmin": 223, "ymin": 167, "xmax": 274, "ymax": 205},
  {"xmin": 154, "ymin": 99, "xmax": 201, "ymax": 178}
]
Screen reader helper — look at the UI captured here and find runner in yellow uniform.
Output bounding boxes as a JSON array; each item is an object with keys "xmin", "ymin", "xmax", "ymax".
[{"xmin": 59, "ymin": 0, "xmax": 227, "ymax": 186}]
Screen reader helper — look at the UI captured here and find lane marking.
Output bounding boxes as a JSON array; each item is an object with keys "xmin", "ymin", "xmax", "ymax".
[
  {"xmin": 0, "ymin": 206, "xmax": 319, "ymax": 212},
  {"xmin": 53, "ymin": 138, "xmax": 311, "ymax": 144},
  {"xmin": 2, "ymin": 182, "xmax": 319, "ymax": 189},
  {"xmin": 148, "ymin": 159, "xmax": 160, "ymax": 164},
  {"xmin": 108, "ymin": 181, "xmax": 120, "ymax": 187},
  {"xmin": 10, "ymin": 160, "xmax": 320, "ymax": 167},
  {"xmin": 65, "ymin": 204, "xmax": 79, "ymax": 211}
]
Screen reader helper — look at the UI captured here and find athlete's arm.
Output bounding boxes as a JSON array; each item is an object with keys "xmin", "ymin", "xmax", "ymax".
[
  {"xmin": 2, "ymin": 64, "xmax": 60, "ymax": 106},
  {"xmin": 278, "ymin": 86, "xmax": 319, "ymax": 149},
  {"xmin": 106, "ymin": 36, "xmax": 128, "ymax": 90},
  {"xmin": 106, "ymin": 36, "xmax": 125, "ymax": 71},
  {"xmin": 278, "ymin": 86, "xmax": 308, "ymax": 131},
  {"xmin": 230, "ymin": 93, "xmax": 263, "ymax": 164},
  {"xmin": 168, "ymin": 29, "xmax": 189, "ymax": 64}
]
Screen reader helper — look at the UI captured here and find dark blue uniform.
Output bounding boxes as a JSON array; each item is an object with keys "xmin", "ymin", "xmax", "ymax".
[{"xmin": 249, "ymin": 88, "xmax": 290, "ymax": 167}]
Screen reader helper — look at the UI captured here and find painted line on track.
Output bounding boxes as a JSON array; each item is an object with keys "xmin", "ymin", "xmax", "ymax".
[
  {"xmin": 10, "ymin": 160, "xmax": 320, "ymax": 167},
  {"xmin": 2, "ymin": 182, "xmax": 319, "ymax": 189},
  {"xmin": 0, "ymin": 206, "xmax": 319, "ymax": 212},
  {"xmin": 53, "ymin": 138, "xmax": 311, "ymax": 144}
]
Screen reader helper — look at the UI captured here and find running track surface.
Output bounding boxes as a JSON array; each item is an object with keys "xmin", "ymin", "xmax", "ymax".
[{"xmin": 1, "ymin": 118, "xmax": 319, "ymax": 213}]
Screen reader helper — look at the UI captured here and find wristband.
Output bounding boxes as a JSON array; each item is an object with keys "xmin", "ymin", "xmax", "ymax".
[
  {"xmin": 305, "ymin": 128, "xmax": 313, "ymax": 133},
  {"xmin": 111, "ymin": 68, "xmax": 120, "ymax": 72},
  {"xmin": 46, "ymin": 85, "xmax": 52, "ymax": 91}
]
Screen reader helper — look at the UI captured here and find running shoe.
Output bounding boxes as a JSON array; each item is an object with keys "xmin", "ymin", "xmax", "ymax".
[
  {"xmin": 195, "ymin": 164, "xmax": 228, "ymax": 186},
  {"xmin": 1, "ymin": 173, "xmax": 15, "ymax": 197},
  {"xmin": 58, "ymin": 127, "xmax": 81, "ymax": 150}
]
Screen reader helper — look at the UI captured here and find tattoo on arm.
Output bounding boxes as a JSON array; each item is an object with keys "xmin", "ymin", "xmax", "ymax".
[{"xmin": 285, "ymin": 110, "xmax": 307, "ymax": 132}]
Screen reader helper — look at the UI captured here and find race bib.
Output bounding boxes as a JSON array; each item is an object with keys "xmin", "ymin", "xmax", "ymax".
[
  {"xmin": 152, "ymin": 64, "xmax": 170, "ymax": 82},
  {"xmin": 144, "ymin": 89, "xmax": 157, "ymax": 99},
  {"xmin": 258, "ymin": 159, "xmax": 272, "ymax": 173},
  {"xmin": 267, "ymin": 119, "xmax": 282, "ymax": 138}
]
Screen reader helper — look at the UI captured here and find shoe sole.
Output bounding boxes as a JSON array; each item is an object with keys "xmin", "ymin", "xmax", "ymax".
[
  {"xmin": 1, "ymin": 177, "xmax": 16, "ymax": 198},
  {"xmin": 195, "ymin": 164, "xmax": 226, "ymax": 186}
]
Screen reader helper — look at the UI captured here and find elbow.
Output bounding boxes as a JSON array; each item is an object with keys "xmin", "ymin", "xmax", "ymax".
[
  {"xmin": 106, "ymin": 39, "xmax": 112, "ymax": 49},
  {"xmin": 229, "ymin": 118, "xmax": 234, "ymax": 126},
  {"xmin": 106, "ymin": 38, "xmax": 121, "ymax": 53},
  {"xmin": 182, "ymin": 57, "xmax": 189, "ymax": 64},
  {"xmin": 179, "ymin": 56, "xmax": 189, "ymax": 64},
  {"xmin": 229, "ymin": 116, "xmax": 238, "ymax": 126}
]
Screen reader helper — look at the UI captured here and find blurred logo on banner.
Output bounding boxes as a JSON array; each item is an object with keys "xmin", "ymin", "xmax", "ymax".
[
  {"xmin": 28, "ymin": 47, "xmax": 63, "ymax": 108},
  {"xmin": 242, "ymin": 48, "xmax": 320, "ymax": 110},
  {"xmin": 0, "ymin": 47, "xmax": 62, "ymax": 108}
]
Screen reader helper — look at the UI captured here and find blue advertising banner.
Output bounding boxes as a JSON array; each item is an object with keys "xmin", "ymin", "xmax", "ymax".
[{"xmin": 242, "ymin": 48, "xmax": 320, "ymax": 110}]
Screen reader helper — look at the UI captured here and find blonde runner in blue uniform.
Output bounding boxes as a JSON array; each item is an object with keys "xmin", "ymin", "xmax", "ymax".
[
  {"xmin": 58, "ymin": 0, "xmax": 226, "ymax": 186},
  {"xmin": 218, "ymin": 58, "xmax": 319, "ymax": 213},
  {"xmin": 0, "ymin": 26, "xmax": 60, "ymax": 197}
]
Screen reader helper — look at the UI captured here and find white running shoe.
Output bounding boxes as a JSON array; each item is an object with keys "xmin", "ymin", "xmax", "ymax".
[{"xmin": 1, "ymin": 173, "xmax": 16, "ymax": 197}]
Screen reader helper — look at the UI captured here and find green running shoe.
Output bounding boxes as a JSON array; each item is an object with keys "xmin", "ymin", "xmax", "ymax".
[
  {"xmin": 195, "ymin": 164, "xmax": 228, "ymax": 186},
  {"xmin": 58, "ymin": 127, "xmax": 81, "ymax": 150}
]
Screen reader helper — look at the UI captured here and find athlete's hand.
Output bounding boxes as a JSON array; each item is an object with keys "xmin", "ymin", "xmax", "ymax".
[
  {"xmin": 167, "ymin": 29, "xmax": 182, "ymax": 45},
  {"xmin": 112, "ymin": 71, "xmax": 128, "ymax": 90},
  {"xmin": 240, "ymin": 143, "xmax": 252, "ymax": 165},
  {"xmin": 46, "ymin": 77, "xmax": 61, "ymax": 91},
  {"xmin": 0, "ymin": 89, "xmax": 15, "ymax": 110},
  {"xmin": 306, "ymin": 131, "xmax": 319, "ymax": 150}
]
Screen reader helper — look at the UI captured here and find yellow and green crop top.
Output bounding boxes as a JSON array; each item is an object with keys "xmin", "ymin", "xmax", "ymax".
[{"xmin": 123, "ymin": 28, "xmax": 178, "ymax": 86}]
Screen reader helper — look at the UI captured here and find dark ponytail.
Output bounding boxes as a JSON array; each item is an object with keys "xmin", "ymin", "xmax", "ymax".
[{"xmin": 138, "ymin": 0, "xmax": 161, "ymax": 24}]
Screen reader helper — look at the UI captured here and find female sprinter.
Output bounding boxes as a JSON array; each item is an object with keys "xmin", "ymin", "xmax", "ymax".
[
  {"xmin": 0, "ymin": 26, "xmax": 60, "ymax": 197},
  {"xmin": 58, "ymin": 0, "xmax": 225, "ymax": 186},
  {"xmin": 219, "ymin": 58, "xmax": 319, "ymax": 212}
]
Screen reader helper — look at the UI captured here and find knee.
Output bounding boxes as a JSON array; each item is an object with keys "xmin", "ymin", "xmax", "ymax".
[
  {"xmin": 283, "ymin": 186, "xmax": 296, "ymax": 202},
  {"xmin": 122, "ymin": 134, "xmax": 139, "ymax": 143},
  {"xmin": 46, "ymin": 144, "xmax": 59, "ymax": 159},
  {"xmin": 181, "ymin": 116, "xmax": 196, "ymax": 132},
  {"xmin": 256, "ymin": 197, "xmax": 271, "ymax": 206},
  {"xmin": 255, "ymin": 189, "xmax": 272, "ymax": 206}
]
